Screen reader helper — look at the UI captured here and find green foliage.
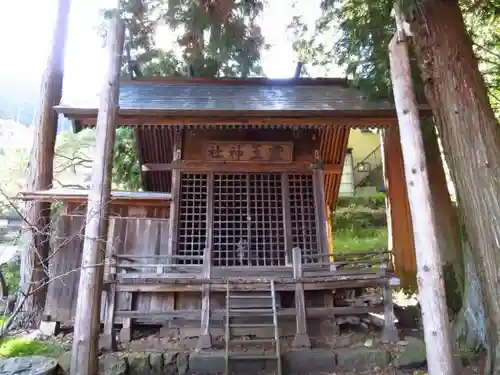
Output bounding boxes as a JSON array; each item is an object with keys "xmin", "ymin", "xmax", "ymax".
[
  {"xmin": 0, "ymin": 263, "xmax": 20, "ymax": 295},
  {"xmin": 288, "ymin": 0, "xmax": 500, "ymax": 116},
  {"xmin": 334, "ymin": 207, "xmax": 386, "ymax": 230},
  {"xmin": 336, "ymin": 194, "xmax": 386, "ymax": 210},
  {"xmin": 333, "ymin": 195, "xmax": 388, "ymax": 252},
  {"xmin": 334, "ymin": 227, "xmax": 388, "ymax": 252},
  {"xmin": 0, "ymin": 337, "xmax": 65, "ymax": 358},
  {"xmin": 103, "ymin": 0, "xmax": 267, "ymax": 78},
  {"xmin": 53, "ymin": 128, "xmax": 141, "ymax": 191},
  {"xmin": 112, "ymin": 127, "xmax": 142, "ymax": 191}
]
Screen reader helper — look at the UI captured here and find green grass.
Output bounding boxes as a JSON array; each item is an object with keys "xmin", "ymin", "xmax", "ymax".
[
  {"xmin": 1, "ymin": 263, "xmax": 20, "ymax": 295},
  {"xmin": 0, "ymin": 337, "xmax": 65, "ymax": 358},
  {"xmin": 334, "ymin": 228, "xmax": 388, "ymax": 253}
]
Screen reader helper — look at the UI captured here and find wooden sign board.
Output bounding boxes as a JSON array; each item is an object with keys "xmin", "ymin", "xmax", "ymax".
[{"xmin": 203, "ymin": 141, "xmax": 293, "ymax": 163}]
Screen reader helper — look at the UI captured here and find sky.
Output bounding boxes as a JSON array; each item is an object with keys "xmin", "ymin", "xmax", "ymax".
[{"xmin": 0, "ymin": 0, "xmax": 343, "ymax": 104}]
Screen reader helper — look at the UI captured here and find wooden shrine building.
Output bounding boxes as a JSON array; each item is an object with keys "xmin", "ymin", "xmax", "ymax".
[{"xmin": 20, "ymin": 77, "xmax": 418, "ymax": 352}]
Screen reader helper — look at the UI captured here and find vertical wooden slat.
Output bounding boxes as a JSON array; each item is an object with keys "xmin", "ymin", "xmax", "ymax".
[
  {"xmin": 206, "ymin": 172, "xmax": 214, "ymax": 255},
  {"xmin": 102, "ymin": 218, "xmax": 118, "ymax": 350},
  {"xmin": 281, "ymin": 174, "xmax": 293, "ymax": 265},
  {"xmin": 246, "ymin": 174, "xmax": 252, "ymax": 266}
]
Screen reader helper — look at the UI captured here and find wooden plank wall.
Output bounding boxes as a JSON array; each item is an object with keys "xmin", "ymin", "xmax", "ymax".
[
  {"xmin": 45, "ymin": 214, "xmax": 86, "ymax": 322},
  {"xmin": 45, "ymin": 201, "xmax": 171, "ymax": 323},
  {"xmin": 106, "ymin": 216, "xmax": 174, "ymax": 315}
]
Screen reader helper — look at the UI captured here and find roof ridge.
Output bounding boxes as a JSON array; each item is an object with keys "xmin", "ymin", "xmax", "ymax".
[{"xmin": 120, "ymin": 77, "xmax": 349, "ymax": 86}]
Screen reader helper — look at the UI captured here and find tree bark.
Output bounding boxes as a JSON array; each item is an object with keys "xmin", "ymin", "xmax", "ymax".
[
  {"xmin": 423, "ymin": 123, "xmax": 486, "ymax": 353},
  {"xmin": 20, "ymin": 0, "xmax": 71, "ymax": 323},
  {"xmin": 70, "ymin": 8, "xmax": 124, "ymax": 375},
  {"xmin": 409, "ymin": 1, "xmax": 500, "ymax": 373},
  {"xmin": 422, "ymin": 124, "xmax": 462, "ymax": 313}
]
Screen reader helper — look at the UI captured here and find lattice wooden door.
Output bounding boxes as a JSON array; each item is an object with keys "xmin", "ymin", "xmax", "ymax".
[
  {"xmin": 212, "ymin": 173, "xmax": 286, "ymax": 266},
  {"xmin": 177, "ymin": 172, "xmax": 320, "ymax": 267}
]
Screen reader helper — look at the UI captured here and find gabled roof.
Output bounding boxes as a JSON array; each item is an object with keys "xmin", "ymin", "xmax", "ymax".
[{"xmin": 55, "ymin": 77, "xmax": 399, "ymax": 121}]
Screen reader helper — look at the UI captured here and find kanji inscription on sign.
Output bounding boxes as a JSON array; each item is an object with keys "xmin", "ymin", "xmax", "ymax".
[{"xmin": 204, "ymin": 142, "xmax": 293, "ymax": 163}]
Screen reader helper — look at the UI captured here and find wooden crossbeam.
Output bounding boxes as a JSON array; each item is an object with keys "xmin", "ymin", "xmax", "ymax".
[{"xmin": 142, "ymin": 161, "xmax": 343, "ymax": 174}]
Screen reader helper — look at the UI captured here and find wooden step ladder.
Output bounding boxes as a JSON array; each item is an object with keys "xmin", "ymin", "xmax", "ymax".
[{"xmin": 224, "ymin": 280, "xmax": 282, "ymax": 375}]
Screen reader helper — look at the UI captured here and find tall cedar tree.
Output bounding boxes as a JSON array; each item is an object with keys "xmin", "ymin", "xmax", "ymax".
[{"xmin": 288, "ymin": 0, "xmax": 493, "ymax": 359}]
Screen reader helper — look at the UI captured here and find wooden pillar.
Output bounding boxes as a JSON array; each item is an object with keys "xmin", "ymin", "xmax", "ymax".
[
  {"xmin": 291, "ymin": 247, "xmax": 311, "ymax": 348},
  {"xmin": 197, "ymin": 248, "xmax": 212, "ymax": 350},
  {"xmin": 313, "ymin": 169, "xmax": 335, "ymax": 270},
  {"xmin": 70, "ymin": 10, "xmax": 125, "ymax": 375},
  {"xmin": 167, "ymin": 127, "xmax": 182, "ymax": 258},
  {"xmin": 389, "ymin": 9, "xmax": 453, "ymax": 375},
  {"xmin": 379, "ymin": 128, "xmax": 401, "ymax": 343},
  {"xmin": 21, "ymin": 0, "xmax": 71, "ymax": 322},
  {"xmin": 326, "ymin": 205, "xmax": 334, "ymax": 263}
]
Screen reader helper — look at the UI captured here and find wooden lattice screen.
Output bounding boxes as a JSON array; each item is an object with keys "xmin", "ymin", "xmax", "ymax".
[
  {"xmin": 178, "ymin": 173, "xmax": 208, "ymax": 265},
  {"xmin": 177, "ymin": 172, "xmax": 320, "ymax": 266}
]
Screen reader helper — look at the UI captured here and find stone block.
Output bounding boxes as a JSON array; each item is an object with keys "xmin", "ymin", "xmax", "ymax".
[
  {"xmin": 336, "ymin": 347, "xmax": 390, "ymax": 372},
  {"xmin": 99, "ymin": 353, "xmax": 127, "ymax": 375},
  {"xmin": 0, "ymin": 356, "xmax": 58, "ymax": 375},
  {"xmin": 284, "ymin": 349, "xmax": 336, "ymax": 375}
]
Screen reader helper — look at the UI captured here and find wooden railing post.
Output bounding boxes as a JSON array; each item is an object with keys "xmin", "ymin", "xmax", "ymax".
[
  {"xmin": 197, "ymin": 248, "xmax": 212, "ymax": 350},
  {"xmin": 291, "ymin": 247, "xmax": 311, "ymax": 348},
  {"xmin": 101, "ymin": 219, "xmax": 118, "ymax": 350}
]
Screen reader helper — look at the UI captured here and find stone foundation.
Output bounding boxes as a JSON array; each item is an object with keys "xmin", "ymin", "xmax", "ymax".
[{"xmin": 58, "ymin": 349, "xmax": 394, "ymax": 375}]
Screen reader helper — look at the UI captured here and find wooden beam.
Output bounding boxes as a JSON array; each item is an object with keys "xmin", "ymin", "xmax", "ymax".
[
  {"xmin": 75, "ymin": 115, "xmax": 399, "ymax": 127},
  {"xmin": 70, "ymin": 11, "xmax": 125, "ymax": 375},
  {"xmin": 21, "ymin": 0, "xmax": 71, "ymax": 322},
  {"xmin": 114, "ymin": 306, "xmax": 384, "ymax": 320},
  {"xmin": 142, "ymin": 161, "xmax": 342, "ymax": 174},
  {"xmin": 389, "ymin": 8, "xmax": 453, "ymax": 375}
]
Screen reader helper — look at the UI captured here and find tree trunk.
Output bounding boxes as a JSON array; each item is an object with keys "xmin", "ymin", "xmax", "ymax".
[
  {"xmin": 422, "ymin": 124, "xmax": 462, "ymax": 313},
  {"xmin": 409, "ymin": 1, "xmax": 500, "ymax": 373},
  {"xmin": 20, "ymin": 0, "xmax": 71, "ymax": 324},
  {"xmin": 423, "ymin": 122, "xmax": 486, "ymax": 352},
  {"xmin": 70, "ymin": 9, "xmax": 125, "ymax": 375}
]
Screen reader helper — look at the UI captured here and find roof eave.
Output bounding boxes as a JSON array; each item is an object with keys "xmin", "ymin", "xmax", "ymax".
[{"xmin": 55, "ymin": 106, "xmax": 420, "ymax": 117}]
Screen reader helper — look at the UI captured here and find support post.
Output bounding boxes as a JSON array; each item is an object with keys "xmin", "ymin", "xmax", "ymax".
[
  {"xmin": 389, "ymin": 8, "xmax": 453, "ymax": 375},
  {"xmin": 21, "ymin": 0, "xmax": 71, "ymax": 323},
  {"xmin": 167, "ymin": 127, "xmax": 183, "ymax": 259},
  {"xmin": 70, "ymin": 9, "xmax": 125, "ymax": 375},
  {"xmin": 381, "ymin": 283, "xmax": 398, "ymax": 343},
  {"xmin": 313, "ymin": 169, "xmax": 335, "ymax": 271},
  {"xmin": 197, "ymin": 248, "xmax": 212, "ymax": 350},
  {"xmin": 381, "ymin": 125, "xmax": 417, "ymax": 286},
  {"xmin": 101, "ymin": 219, "xmax": 118, "ymax": 350},
  {"xmin": 291, "ymin": 247, "xmax": 311, "ymax": 348}
]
